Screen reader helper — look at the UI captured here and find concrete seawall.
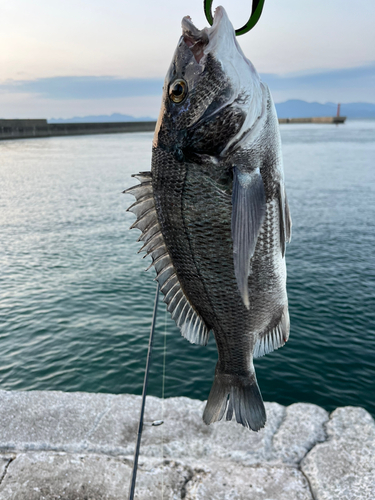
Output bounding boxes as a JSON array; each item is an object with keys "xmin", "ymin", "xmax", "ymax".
[
  {"xmin": 0, "ymin": 116, "xmax": 346, "ymax": 141},
  {"xmin": 0, "ymin": 390, "xmax": 373, "ymax": 499}
]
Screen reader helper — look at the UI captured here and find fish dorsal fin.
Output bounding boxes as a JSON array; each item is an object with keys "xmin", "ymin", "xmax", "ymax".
[
  {"xmin": 253, "ymin": 305, "xmax": 290, "ymax": 358},
  {"xmin": 125, "ymin": 172, "xmax": 210, "ymax": 346}
]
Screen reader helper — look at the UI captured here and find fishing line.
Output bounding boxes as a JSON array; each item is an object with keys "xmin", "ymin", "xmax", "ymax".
[
  {"xmin": 128, "ymin": 283, "xmax": 160, "ymax": 500},
  {"xmin": 161, "ymin": 306, "xmax": 168, "ymax": 500}
]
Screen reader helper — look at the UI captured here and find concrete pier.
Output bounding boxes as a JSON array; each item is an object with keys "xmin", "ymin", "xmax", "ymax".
[{"xmin": 0, "ymin": 390, "xmax": 373, "ymax": 499}]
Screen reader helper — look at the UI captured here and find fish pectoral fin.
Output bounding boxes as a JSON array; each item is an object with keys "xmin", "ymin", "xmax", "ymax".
[
  {"xmin": 253, "ymin": 305, "xmax": 290, "ymax": 358},
  {"xmin": 232, "ymin": 166, "xmax": 266, "ymax": 309},
  {"xmin": 285, "ymin": 192, "xmax": 292, "ymax": 243},
  {"xmin": 278, "ymin": 185, "xmax": 292, "ymax": 257}
]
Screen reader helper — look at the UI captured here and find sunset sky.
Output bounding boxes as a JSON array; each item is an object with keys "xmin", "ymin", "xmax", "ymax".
[{"xmin": 1, "ymin": 0, "xmax": 374, "ymax": 119}]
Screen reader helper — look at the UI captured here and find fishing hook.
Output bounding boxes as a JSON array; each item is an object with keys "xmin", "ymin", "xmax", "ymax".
[{"xmin": 204, "ymin": 0, "xmax": 265, "ymax": 36}]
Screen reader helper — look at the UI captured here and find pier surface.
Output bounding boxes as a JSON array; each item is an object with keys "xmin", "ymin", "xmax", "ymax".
[
  {"xmin": 0, "ymin": 390, "xmax": 372, "ymax": 499},
  {"xmin": 0, "ymin": 116, "xmax": 346, "ymax": 141}
]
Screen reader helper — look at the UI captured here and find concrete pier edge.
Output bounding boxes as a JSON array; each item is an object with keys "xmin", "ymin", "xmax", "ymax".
[{"xmin": 0, "ymin": 390, "xmax": 373, "ymax": 499}]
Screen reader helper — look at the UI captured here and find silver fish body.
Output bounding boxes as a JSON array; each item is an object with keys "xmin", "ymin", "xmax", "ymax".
[{"xmin": 126, "ymin": 7, "xmax": 291, "ymax": 431}]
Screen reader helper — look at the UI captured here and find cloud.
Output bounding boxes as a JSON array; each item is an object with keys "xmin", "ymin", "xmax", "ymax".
[
  {"xmin": 261, "ymin": 63, "xmax": 375, "ymax": 91},
  {"xmin": 0, "ymin": 63, "xmax": 374, "ymax": 104},
  {"xmin": 0, "ymin": 76, "xmax": 164, "ymax": 100}
]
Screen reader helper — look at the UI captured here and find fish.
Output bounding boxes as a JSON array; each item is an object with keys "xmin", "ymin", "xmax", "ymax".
[{"xmin": 125, "ymin": 6, "xmax": 292, "ymax": 431}]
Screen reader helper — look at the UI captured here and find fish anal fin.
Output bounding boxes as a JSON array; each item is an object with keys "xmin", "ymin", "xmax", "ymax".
[
  {"xmin": 253, "ymin": 305, "xmax": 290, "ymax": 358},
  {"xmin": 232, "ymin": 166, "xmax": 266, "ymax": 309}
]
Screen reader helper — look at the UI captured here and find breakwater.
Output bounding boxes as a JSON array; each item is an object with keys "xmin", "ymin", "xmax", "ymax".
[
  {"xmin": 279, "ymin": 116, "xmax": 346, "ymax": 124},
  {"xmin": 0, "ymin": 116, "xmax": 346, "ymax": 141},
  {"xmin": 0, "ymin": 119, "xmax": 156, "ymax": 140}
]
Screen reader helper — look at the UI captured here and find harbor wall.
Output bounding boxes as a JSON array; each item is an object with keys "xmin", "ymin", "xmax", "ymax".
[{"xmin": 0, "ymin": 116, "xmax": 346, "ymax": 141}]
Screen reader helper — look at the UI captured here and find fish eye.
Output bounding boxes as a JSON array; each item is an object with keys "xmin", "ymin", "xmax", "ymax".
[{"xmin": 169, "ymin": 79, "xmax": 187, "ymax": 103}]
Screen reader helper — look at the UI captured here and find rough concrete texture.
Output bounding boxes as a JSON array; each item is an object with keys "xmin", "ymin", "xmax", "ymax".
[
  {"xmin": 0, "ymin": 391, "xmax": 373, "ymax": 499},
  {"xmin": 301, "ymin": 406, "xmax": 375, "ymax": 500},
  {"xmin": 272, "ymin": 403, "xmax": 329, "ymax": 464},
  {"xmin": 184, "ymin": 461, "xmax": 313, "ymax": 500},
  {"xmin": 0, "ymin": 452, "xmax": 192, "ymax": 500}
]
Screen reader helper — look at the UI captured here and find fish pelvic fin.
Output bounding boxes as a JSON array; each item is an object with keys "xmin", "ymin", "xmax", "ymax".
[
  {"xmin": 253, "ymin": 305, "xmax": 290, "ymax": 358},
  {"xmin": 202, "ymin": 364, "xmax": 266, "ymax": 431}
]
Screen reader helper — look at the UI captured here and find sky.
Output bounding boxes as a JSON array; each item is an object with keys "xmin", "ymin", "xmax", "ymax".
[{"xmin": 1, "ymin": 0, "xmax": 374, "ymax": 119}]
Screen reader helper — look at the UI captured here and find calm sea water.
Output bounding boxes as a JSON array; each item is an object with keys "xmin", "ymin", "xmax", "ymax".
[{"xmin": 1, "ymin": 120, "xmax": 374, "ymax": 417}]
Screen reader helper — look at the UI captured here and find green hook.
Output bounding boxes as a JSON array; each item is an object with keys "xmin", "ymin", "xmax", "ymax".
[{"xmin": 204, "ymin": 0, "xmax": 265, "ymax": 36}]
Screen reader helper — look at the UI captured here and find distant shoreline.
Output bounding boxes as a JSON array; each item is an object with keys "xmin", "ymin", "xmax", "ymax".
[{"xmin": 0, "ymin": 117, "xmax": 347, "ymax": 141}]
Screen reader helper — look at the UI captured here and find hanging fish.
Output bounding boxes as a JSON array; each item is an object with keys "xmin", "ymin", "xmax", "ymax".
[{"xmin": 125, "ymin": 6, "xmax": 291, "ymax": 431}]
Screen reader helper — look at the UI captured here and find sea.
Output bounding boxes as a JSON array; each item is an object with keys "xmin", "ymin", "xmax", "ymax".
[{"xmin": 1, "ymin": 119, "xmax": 374, "ymax": 417}]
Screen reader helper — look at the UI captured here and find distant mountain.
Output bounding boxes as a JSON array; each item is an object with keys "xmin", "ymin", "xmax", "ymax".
[
  {"xmin": 48, "ymin": 113, "xmax": 155, "ymax": 123},
  {"xmin": 275, "ymin": 100, "xmax": 375, "ymax": 119},
  {"xmin": 48, "ymin": 102, "xmax": 375, "ymax": 123}
]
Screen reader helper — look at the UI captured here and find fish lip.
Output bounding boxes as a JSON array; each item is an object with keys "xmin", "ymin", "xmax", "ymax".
[
  {"xmin": 209, "ymin": 5, "xmax": 225, "ymax": 32},
  {"xmin": 181, "ymin": 16, "xmax": 209, "ymax": 63},
  {"xmin": 181, "ymin": 6, "xmax": 230, "ymax": 63},
  {"xmin": 181, "ymin": 5, "xmax": 225, "ymax": 36}
]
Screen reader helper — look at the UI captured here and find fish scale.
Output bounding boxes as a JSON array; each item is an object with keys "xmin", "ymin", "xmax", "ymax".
[{"xmin": 152, "ymin": 149, "xmax": 211, "ymax": 322}]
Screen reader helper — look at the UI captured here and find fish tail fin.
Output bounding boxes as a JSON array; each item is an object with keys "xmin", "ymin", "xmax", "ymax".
[{"xmin": 202, "ymin": 364, "xmax": 266, "ymax": 431}]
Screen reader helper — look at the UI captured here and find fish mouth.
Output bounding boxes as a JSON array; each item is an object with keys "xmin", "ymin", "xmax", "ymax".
[
  {"xmin": 181, "ymin": 16, "xmax": 209, "ymax": 63},
  {"xmin": 181, "ymin": 6, "xmax": 231, "ymax": 63}
]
